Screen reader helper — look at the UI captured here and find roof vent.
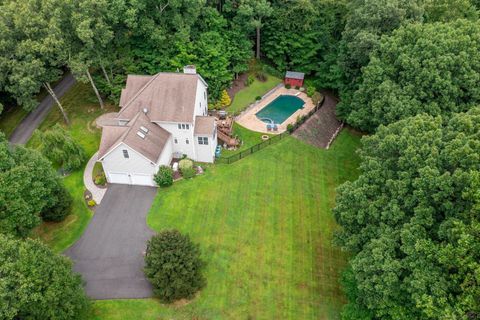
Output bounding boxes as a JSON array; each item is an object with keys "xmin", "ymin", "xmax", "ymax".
[
  {"xmin": 143, "ymin": 107, "xmax": 148, "ymax": 114},
  {"xmin": 140, "ymin": 126, "xmax": 149, "ymax": 134},
  {"xmin": 136, "ymin": 131, "xmax": 146, "ymax": 139},
  {"xmin": 183, "ymin": 65, "xmax": 196, "ymax": 74}
]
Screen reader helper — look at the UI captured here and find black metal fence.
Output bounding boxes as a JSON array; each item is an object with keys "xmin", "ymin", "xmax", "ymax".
[
  {"xmin": 216, "ymin": 132, "xmax": 289, "ymax": 164},
  {"xmin": 216, "ymin": 95, "xmax": 326, "ymax": 165}
]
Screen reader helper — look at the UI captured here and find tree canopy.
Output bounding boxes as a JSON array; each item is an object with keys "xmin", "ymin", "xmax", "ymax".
[
  {"xmin": 0, "ymin": 234, "xmax": 89, "ymax": 319},
  {"xmin": 0, "ymin": 133, "xmax": 70, "ymax": 237},
  {"xmin": 334, "ymin": 108, "xmax": 480, "ymax": 319},
  {"xmin": 341, "ymin": 19, "xmax": 480, "ymax": 132}
]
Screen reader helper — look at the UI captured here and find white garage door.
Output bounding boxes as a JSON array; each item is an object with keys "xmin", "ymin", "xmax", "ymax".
[
  {"xmin": 130, "ymin": 174, "xmax": 154, "ymax": 186},
  {"xmin": 108, "ymin": 172, "xmax": 131, "ymax": 185}
]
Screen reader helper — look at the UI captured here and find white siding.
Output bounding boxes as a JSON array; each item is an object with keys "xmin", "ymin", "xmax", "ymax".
[
  {"xmin": 194, "ymin": 132, "xmax": 217, "ymax": 163},
  {"xmin": 155, "ymin": 122, "xmax": 196, "ymax": 159},
  {"xmin": 101, "ymin": 143, "xmax": 156, "ymax": 186},
  {"xmin": 193, "ymin": 79, "xmax": 208, "ymax": 117},
  {"xmin": 155, "ymin": 135, "xmax": 174, "ymax": 171}
]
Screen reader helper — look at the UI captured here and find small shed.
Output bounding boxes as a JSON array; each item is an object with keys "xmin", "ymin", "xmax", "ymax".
[{"xmin": 285, "ymin": 71, "xmax": 305, "ymax": 87}]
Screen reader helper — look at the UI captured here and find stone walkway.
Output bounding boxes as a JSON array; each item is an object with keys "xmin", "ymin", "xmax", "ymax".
[{"xmin": 84, "ymin": 152, "xmax": 107, "ymax": 204}]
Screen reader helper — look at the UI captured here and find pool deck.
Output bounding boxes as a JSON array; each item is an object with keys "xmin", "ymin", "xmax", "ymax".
[{"xmin": 236, "ymin": 86, "xmax": 315, "ymax": 134}]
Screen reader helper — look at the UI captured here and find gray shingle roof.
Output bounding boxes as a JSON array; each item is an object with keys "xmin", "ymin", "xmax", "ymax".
[
  {"xmin": 285, "ymin": 71, "xmax": 305, "ymax": 80},
  {"xmin": 194, "ymin": 116, "xmax": 215, "ymax": 135},
  {"xmin": 117, "ymin": 72, "xmax": 202, "ymax": 123},
  {"xmin": 98, "ymin": 112, "xmax": 171, "ymax": 163}
]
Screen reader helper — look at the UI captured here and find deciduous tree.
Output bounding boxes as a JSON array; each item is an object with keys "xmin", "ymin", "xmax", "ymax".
[{"xmin": 334, "ymin": 109, "xmax": 480, "ymax": 319}]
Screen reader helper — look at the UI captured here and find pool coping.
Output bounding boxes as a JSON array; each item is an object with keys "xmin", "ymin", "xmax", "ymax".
[{"xmin": 235, "ymin": 86, "xmax": 316, "ymax": 134}]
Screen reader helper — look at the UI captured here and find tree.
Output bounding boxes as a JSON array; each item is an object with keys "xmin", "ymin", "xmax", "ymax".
[
  {"xmin": 237, "ymin": 0, "xmax": 273, "ymax": 59},
  {"xmin": 0, "ymin": 0, "xmax": 73, "ymax": 123},
  {"xmin": 219, "ymin": 89, "xmax": 231, "ymax": 108},
  {"xmin": 37, "ymin": 124, "xmax": 86, "ymax": 171},
  {"xmin": 334, "ymin": 108, "xmax": 480, "ymax": 319},
  {"xmin": 144, "ymin": 230, "xmax": 205, "ymax": 303},
  {"xmin": 343, "ymin": 20, "xmax": 480, "ymax": 132},
  {"xmin": 0, "ymin": 234, "xmax": 89, "ymax": 319},
  {"xmin": 0, "ymin": 133, "xmax": 70, "ymax": 237},
  {"xmin": 336, "ymin": 0, "xmax": 423, "ymax": 103}
]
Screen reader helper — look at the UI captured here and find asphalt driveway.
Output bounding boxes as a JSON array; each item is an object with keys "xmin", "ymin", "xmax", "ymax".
[{"xmin": 65, "ymin": 184, "xmax": 157, "ymax": 299}]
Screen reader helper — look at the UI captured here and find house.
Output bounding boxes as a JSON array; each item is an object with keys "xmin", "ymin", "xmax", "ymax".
[
  {"xmin": 97, "ymin": 66, "xmax": 217, "ymax": 186},
  {"xmin": 284, "ymin": 71, "xmax": 305, "ymax": 87}
]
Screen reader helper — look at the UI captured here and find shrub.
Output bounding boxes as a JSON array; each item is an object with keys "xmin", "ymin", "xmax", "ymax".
[
  {"xmin": 0, "ymin": 235, "xmax": 90, "ymax": 319},
  {"xmin": 255, "ymin": 96, "xmax": 262, "ymax": 101},
  {"xmin": 312, "ymin": 92, "xmax": 323, "ymax": 105},
  {"xmin": 87, "ymin": 200, "xmax": 96, "ymax": 207},
  {"xmin": 181, "ymin": 167, "xmax": 196, "ymax": 179},
  {"xmin": 245, "ymin": 75, "xmax": 255, "ymax": 86},
  {"xmin": 41, "ymin": 184, "xmax": 72, "ymax": 222},
  {"xmin": 295, "ymin": 85, "xmax": 300, "ymax": 90},
  {"xmin": 145, "ymin": 230, "xmax": 205, "ymax": 303},
  {"xmin": 94, "ymin": 173, "xmax": 106, "ymax": 186},
  {"xmin": 255, "ymin": 71, "xmax": 267, "ymax": 82},
  {"xmin": 287, "ymin": 123, "xmax": 295, "ymax": 133},
  {"xmin": 219, "ymin": 90, "xmax": 231, "ymax": 108},
  {"xmin": 306, "ymin": 86, "xmax": 316, "ymax": 97},
  {"xmin": 154, "ymin": 165, "xmax": 174, "ymax": 187},
  {"xmin": 285, "ymin": 83, "xmax": 291, "ymax": 89},
  {"xmin": 179, "ymin": 159, "xmax": 193, "ymax": 171}
]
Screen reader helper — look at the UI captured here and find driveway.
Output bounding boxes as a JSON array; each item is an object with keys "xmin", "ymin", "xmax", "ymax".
[
  {"xmin": 9, "ymin": 73, "xmax": 76, "ymax": 144},
  {"xmin": 65, "ymin": 184, "xmax": 157, "ymax": 299}
]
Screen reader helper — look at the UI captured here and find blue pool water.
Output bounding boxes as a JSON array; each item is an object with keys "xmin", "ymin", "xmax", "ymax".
[{"xmin": 255, "ymin": 95, "xmax": 305, "ymax": 124}]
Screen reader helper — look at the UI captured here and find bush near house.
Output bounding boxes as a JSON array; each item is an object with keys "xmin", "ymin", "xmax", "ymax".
[
  {"xmin": 144, "ymin": 230, "xmax": 205, "ymax": 303},
  {"xmin": 181, "ymin": 167, "xmax": 196, "ymax": 179},
  {"xmin": 154, "ymin": 165, "xmax": 174, "ymax": 187}
]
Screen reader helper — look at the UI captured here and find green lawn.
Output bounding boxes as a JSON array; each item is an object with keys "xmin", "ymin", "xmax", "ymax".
[
  {"xmin": 93, "ymin": 130, "xmax": 361, "ymax": 320},
  {"xmin": 31, "ymin": 82, "xmax": 115, "ymax": 252},
  {"xmin": 221, "ymin": 122, "xmax": 273, "ymax": 158},
  {"xmin": 227, "ymin": 75, "xmax": 281, "ymax": 114},
  {"xmin": 0, "ymin": 106, "xmax": 29, "ymax": 137}
]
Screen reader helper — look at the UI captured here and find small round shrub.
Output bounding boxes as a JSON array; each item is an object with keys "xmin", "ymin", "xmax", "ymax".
[
  {"xmin": 285, "ymin": 83, "xmax": 291, "ymax": 89},
  {"xmin": 94, "ymin": 173, "xmax": 106, "ymax": 186},
  {"xmin": 295, "ymin": 85, "xmax": 300, "ymax": 90},
  {"xmin": 145, "ymin": 230, "xmax": 205, "ymax": 303},
  {"xmin": 181, "ymin": 167, "xmax": 196, "ymax": 179},
  {"xmin": 287, "ymin": 123, "xmax": 295, "ymax": 133},
  {"xmin": 154, "ymin": 165, "xmax": 174, "ymax": 187},
  {"xmin": 255, "ymin": 96, "xmax": 262, "ymax": 101},
  {"xmin": 179, "ymin": 159, "xmax": 193, "ymax": 171},
  {"xmin": 87, "ymin": 200, "xmax": 96, "ymax": 207},
  {"xmin": 306, "ymin": 86, "xmax": 315, "ymax": 97}
]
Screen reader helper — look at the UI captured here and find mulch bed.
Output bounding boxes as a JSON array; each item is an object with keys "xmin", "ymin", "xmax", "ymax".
[
  {"xmin": 227, "ymin": 73, "xmax": 248, "ymax": 100},
  {"xmin": 292, "ymin": 94, "xmax": 343, "ymax": 148},
  {"xmin": 83, "ymin": 189, "xmax": 96, "ymax": 210}
]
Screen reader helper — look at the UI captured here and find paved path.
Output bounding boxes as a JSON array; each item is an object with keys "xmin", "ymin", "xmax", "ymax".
[
  {"xmin": 9, "ymin": 74, "xmax": 76, "ymax": 144},
  {"xmin": 65, "ymin": 185, "xmax": 157, "ymax": 299},
  {"xmin": 84, "ymin": 152, "xmax": 107, "ymax": 204}
]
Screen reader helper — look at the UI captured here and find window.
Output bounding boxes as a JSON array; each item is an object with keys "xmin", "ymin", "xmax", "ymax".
[
  {"xmin": 186, "ymin": 138, "xmax": 189, "ymax": 144},
  {"xmin": 186, "ymin": 124, "xmax": 189, "ymax": 130},
  {"xmin": 122, "ymin": 150, "xmax": 129, "ymax": 158},
  {"xmin": 178, "ymin": 124, "xmax": 181, "ymax": 130},
  {"xmin": 204, "ymin": 91, "xmax": 206, "ymax": 99},
  {"xmin": 198, "ymin": 137, "xmax": 208, "ymax": 145},
  {"xmin": 181, "ymin": 124, "xmax": 186, "ymax": 129},
  {"xmin": 174, "ymin": 138, "xmax": 178, "ymax": 144}
]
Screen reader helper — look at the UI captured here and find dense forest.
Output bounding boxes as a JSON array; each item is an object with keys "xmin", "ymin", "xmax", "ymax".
[{"xmin": 0, "ymin": 0, "xmax": 479, "ymax": 319}]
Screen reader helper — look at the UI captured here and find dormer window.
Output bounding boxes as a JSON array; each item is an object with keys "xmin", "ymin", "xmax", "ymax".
[
  {"xmin": 123, "ymin": 150, "xmax": 129, "ymax": 158},
  {"xmin": 178, "ymin": 123, "xmax": 190, "ymax": 130}
]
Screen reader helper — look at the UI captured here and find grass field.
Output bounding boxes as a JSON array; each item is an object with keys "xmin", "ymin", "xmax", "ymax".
[
  {"xmin": 31, "ymin": 82, "xmax": 114, "ymax": 252},
  {"xmin": 92, "ymin": 130, "xmax": 361, "ymax": 320},
  {"xmin": 227, "ymin": 75, "xmax": 281, "ymax": 114}
]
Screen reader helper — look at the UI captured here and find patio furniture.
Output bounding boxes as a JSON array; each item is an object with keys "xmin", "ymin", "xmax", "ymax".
[{"xmin": 273, "ymin": 124, "xmax": 278, "ymax": 131}]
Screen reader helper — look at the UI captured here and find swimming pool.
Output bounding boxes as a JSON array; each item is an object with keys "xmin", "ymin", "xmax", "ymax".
[{"xmin": 255, "ymin": 95, "xmax": 305, "ymax": 124}]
